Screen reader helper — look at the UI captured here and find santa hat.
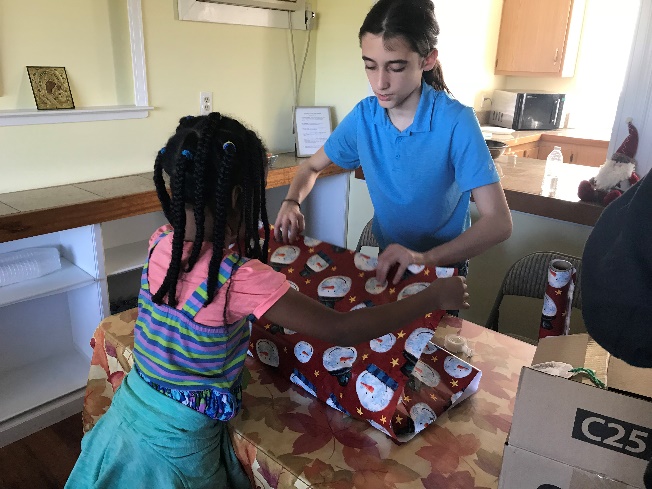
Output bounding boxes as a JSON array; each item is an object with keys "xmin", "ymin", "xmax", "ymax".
[{"xmin": 611, "ymin": 119, "xmax": 638, "ymax": 163}]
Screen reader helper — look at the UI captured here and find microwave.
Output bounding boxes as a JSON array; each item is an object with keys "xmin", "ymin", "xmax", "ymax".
[{"xmin": 489, "ymin": 90, "xmax": 565, "ymax": 131}]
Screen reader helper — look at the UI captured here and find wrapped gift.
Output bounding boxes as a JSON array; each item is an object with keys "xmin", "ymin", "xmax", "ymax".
[
  {"xmin": 249, "ymin": 230, "xmax": 481, "ymax": 442},
  {"xmin": 539, "ymin": 259, "xmax": 577, "ymax": 339}
]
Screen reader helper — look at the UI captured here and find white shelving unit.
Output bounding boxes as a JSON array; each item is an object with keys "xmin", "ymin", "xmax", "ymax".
[{"xmin": 0, "ymin": 225, "xmax": 107, "ymax": 447}]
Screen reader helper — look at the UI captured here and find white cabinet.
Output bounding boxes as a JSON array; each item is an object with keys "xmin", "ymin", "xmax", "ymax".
[
  {"xmin": 0, "ymin": 225, "xmax": 107, "ymax": 446},
  {"xmin": 0, "ymin": 211, "xmax": 168, "ymax": 447}
]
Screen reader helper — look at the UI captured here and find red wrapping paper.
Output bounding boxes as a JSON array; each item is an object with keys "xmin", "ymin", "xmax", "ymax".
[
  {"xmin": 539, "ymin": 258, "xmax": 577, "ymax": 339},
  {"xmin": 248, "ymin": 229, "xmax": 481, "ymax": 442}
]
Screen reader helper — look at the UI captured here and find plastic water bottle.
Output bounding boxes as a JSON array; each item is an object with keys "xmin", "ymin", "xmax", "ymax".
[
  {"xmin": 542, "ymin": 146, "xmax": 563, "ymax": 197},
  {"xmin": 0, "ymin": 247, "xmax": 62, "ymax": 287}
]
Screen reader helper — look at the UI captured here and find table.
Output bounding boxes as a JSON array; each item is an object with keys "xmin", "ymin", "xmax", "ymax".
[{"xmin": 83, "ymin": 311, "xmax": 535, "ymax": 489}]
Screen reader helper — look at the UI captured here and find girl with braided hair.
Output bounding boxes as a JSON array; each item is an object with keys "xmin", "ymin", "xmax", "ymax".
[
  {"xmin": 275, "ymin": 0, "xmax": 512, "ymax": 290},
  {"xmin": 66, "ymin": 112, "xmax": 469, "ymax": 489}
]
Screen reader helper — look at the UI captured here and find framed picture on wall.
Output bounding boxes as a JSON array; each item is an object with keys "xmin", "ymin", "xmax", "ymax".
[
  {"xmin": 26, "ymin": 66, "xmax": 75, "ymax": 110},
  {"xmin": 294, "ymin": 106, "xmax": 332, "ymax": 158}
]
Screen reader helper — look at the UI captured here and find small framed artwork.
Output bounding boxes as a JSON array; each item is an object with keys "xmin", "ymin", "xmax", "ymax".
[
  {"xmin": 294, "ymin": 106, "xmax": 332, "ymax": 158},
  {"xmin": 26, "ymin": 66, "xmax": 75, "ymax": 110}
]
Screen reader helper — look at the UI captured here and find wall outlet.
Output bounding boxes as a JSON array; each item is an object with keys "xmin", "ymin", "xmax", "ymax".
[{"xmin": 200, "ymin": 91, "xmax": 212, "ymax": 115}]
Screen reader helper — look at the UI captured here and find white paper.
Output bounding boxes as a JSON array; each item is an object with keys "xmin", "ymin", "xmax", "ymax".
[{"xmin": 295, "ymin": 107, "xmax": 331, "ymax": 157}]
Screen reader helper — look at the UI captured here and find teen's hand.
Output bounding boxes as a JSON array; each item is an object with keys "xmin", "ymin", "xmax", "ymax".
[
  {"xmin": 429, "ymin": 276, "xmax": 470, "ymax": 311},
  {"xmin": 376, "ymin": 244, "xmax": 424, "ymax": 285},
  {"xmin": 274, "ymin": 200, "xmax": 305, "ymax": 243}
]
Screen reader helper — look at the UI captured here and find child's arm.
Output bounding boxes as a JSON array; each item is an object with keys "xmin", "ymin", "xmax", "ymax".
[
  {"xmin": 376, "ymin": 182, "xmax": 512, "ymax": 284},
  {"xmin": 262, "ymin": 276, "xmax": 468, "ymax": 346}
]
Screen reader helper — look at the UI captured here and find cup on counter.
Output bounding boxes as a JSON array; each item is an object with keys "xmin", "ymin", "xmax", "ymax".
[{"xmin": 507, "ymin": 154, "xmax": 517, "ymax": 166}]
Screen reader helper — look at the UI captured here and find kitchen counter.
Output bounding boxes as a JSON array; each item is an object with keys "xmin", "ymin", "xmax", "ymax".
[
  {"xmin": 496, "ymin": 154, "xmax": 603, "ymax": 226},
  {"xmin": 0, "ymin": 153, "xmax": 347, "ymax": 243},
  {"xmin": 488, "ymin": 127, "xmax": 610, "ymax": 148}
]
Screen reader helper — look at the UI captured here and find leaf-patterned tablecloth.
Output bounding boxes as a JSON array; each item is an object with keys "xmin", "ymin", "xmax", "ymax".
[{"xmin": 83, "ymin": 311, "xmax": 535, "ymax": 489}]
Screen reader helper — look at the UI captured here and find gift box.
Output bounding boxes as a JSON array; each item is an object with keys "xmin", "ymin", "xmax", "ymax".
[{"xmin": 248, "ymin": 230, "xmax": 481, "ymax": 442}]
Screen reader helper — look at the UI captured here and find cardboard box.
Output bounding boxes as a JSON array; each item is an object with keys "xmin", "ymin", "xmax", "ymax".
[
  {"xmin": 499, "ymin": 334, "xmax": 652, "ymax": 489},
  {"xmin": 500, "ymin": 445, "xmax": 637, "ymax": 489}
]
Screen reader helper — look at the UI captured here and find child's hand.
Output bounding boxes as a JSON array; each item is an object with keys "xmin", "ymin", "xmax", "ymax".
[
  {"xmin": 429, "ymin": 276, "xmax": 469, "ymax": 311},
  {"xmin": 274, "ymin": 200, "xmax": 305, "ymax": 243}
]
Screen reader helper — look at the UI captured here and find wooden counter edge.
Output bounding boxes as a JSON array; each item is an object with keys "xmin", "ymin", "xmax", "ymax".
[
  {"xmin": 503, "ymin": 189, "xmax": 603, "ymax": 227},
  {"xmin": 0, "ymin": 163, "xmax": 349, "ymax": 243}
]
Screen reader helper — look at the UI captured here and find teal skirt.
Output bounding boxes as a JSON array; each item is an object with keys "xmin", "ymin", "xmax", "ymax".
[{"xmin": 66, "ymin": 369, "xmax": 251, "ymax": 489}]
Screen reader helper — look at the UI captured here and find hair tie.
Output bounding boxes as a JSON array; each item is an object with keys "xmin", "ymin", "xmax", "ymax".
[
  {"xmin": 223, "ymin": 141, "xmax": 236, "ymax": 156},
  {"xmin": 159, "ymin": 147, "xmax": 166, "ymax": 155},
  {"xmin": 181, "ymin": 149, "xmax": 194, "ymax": 160}
]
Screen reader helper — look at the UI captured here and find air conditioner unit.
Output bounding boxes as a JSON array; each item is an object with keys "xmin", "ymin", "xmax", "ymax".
[{"xmin": 197, "ymin": 0, "xmax": 305, "ymax": 11}]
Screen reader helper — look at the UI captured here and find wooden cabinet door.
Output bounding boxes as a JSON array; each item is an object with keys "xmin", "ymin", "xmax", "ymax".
[
  {"xmin": 574, "ymin": 145, "xmax": 608, "ymax": 167},
  {"xmin": 507, "ymin": 141, "xmax": 540, "ymax": 159},
  {"xmin": 495, "ymin": 0, "xmax": 572, "ymax": 75},
  {"xmin": 538, "ymin": 141, "xmax": 608, "ymax": 167}
]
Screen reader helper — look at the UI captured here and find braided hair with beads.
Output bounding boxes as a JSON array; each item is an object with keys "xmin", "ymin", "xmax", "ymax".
[{"xmin": 152, "ymin": 112, "xmax": 270, "ymax": 322}]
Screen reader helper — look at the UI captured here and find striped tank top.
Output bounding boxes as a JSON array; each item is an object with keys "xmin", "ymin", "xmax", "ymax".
[{"xmin": 133, "ymin": 230, "xmax": 252, "ymax": 421}]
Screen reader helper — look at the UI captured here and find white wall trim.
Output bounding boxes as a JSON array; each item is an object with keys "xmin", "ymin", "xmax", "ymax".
[
  {"xmin": 0, "ymin": 0, "xmax": 152, "ymax": 127},
  {"xmin": 176, "ymin": 0, "xmax": 309, "ymax": 29},
  {"xmin": 610, "ymin": 0, "xmax": 652, "ymax": 176}
]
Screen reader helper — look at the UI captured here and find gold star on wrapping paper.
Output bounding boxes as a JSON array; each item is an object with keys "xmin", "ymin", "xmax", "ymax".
[
  {"xmin": 425, "ymin": 312, "xmax": 432, "ymax": 318},
  {"xmin": 305, "ymin": 279, "xmax": 311, "ymax": 284},
  {"xmin": 362, "ymin": 353, "xmax": 369, "ymax": 360},
  {"xmin": 390, "ymin": 358, "xmax": 399, "ymax": 367},
  {"xmin": 340, "ymin": 392, "xmax": 343, "ymax": 399},
  {"xmin": 314, "ymin": 370, "xmax": 320, "ymax": 377},
  {"xmin": 264, "ymin": 324, "xmax": 271, "ymax": 329},
  {"xmin": 380, "ymin": 415, "xmax": 387, "ymax": 424},
  {"xmin": 432, "ymin": 356, "xmax": 438, "ymax": 363},
  {"xmin": 331, "ymin": 266, "xmax": 337, "ymax": 271},
  {"xmin": 451, "ymin": 379, "xmax": 459, "ymax": 387},
  {"xmin": 284, "ymin": 347, "xmax": 287, "ymax": 353},
  {"xmin": 403, "ymin": 395, "xmax": 411, "ymax": 404},
  {"xmin": 349, "ymin": 296, "xmax": 357, "ymax": 303},
  {"xmin": 357, "ymin": 407, "xmax": 363, "ymax": 416},
  {"xmin": 562, "ymin": 312, "xmax": 567, "ymax": 316},
  {"xmin": 397, "ymin": 330, "xmax": 406, "ymax": 338},
  {"xmin": 270, "ymin": 224, "xmax": 275, "ymax": 230},
  {"xmin": 556, "ymin": 290, "xmax": 563, "ymax": 295},
  {"xmin": 359, "ymin": 272, "xmax": 365, "ymax": 278},
  {"xmin": 395, "ymin": 414, "xmax": 403, "ymax": 424},
  {"xmin": 430, "ymin": 393, "xmax": 438, "ymax": 401},
  {"xmin": 349, "ymin": 250, "xmax": 355, "ymax": 254},
  {"xmin": 250, "ymin": 342, "xmax": 254, "ymax": 349},
  {"xmin": 287, "ymin": 267, "xmax": 294, "ymax": 274},
  {"xmin": 389, "ymin": 287, "xmax": 396, "ymax": 295},
  {"xmin": 424, "ymin": 269, "xmax": 430, "ymax": 276},
  {"xmin": 309, "ymin": 247, "xmax": 315, "ymax": 253}
]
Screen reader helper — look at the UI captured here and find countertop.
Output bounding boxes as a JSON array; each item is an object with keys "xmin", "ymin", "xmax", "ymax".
[
  {"xmin": 484, "ymin": 127, "xmax": 610, "ymax": 148},
  {"xmin": 0, "ymin": 153, "xmax": 347, "ymax": 243},
  {"xmin": 0, "ymin": 152, "xmax": 605, "ymax": 244}
]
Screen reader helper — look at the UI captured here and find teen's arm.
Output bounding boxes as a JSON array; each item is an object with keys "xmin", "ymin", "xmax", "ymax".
[
  {"xmin": 376, "ymin": 181, "xmax": 512, "ymax": 284},
  {"xmin": 274, "ymin": 146, "xmax": 333, "ymax": 244},
  {"xmin": 263, "ymin": 276, "xmax": 469, "ymax": 346}
]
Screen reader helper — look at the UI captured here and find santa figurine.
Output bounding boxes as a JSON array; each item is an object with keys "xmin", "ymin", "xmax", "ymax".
[{"xmin": 578, "ymin": 119, "xmax": 641, "ymax": 206}]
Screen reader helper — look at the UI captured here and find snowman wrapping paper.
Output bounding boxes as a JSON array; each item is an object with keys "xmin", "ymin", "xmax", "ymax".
[
  {"xmin": 539, "ymin": 259, "xmax": 577, "ymax": 339},
  {"xmin": 249, "ymin": 228, "xmax": 482, "ymax": 442}
]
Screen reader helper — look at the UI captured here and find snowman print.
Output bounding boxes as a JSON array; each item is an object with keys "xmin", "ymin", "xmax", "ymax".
[
  {"xmin": 422, "ymin": 341, "xmax": 437, "ymax": 355},
  {"xmin": 256, "ymin": 339, "xmax": 280, "ymax": 367},
  {"xmin": 287, "ymin": 280, "xmax": 299, "ymax": 291},
  {"xmin": 412, "ymin": 360, "xmax": 441, "ymax": 387},
  {"xmin": 294, "ymin": 340, "xmax": 314, "ymax": 363},
  {"xmin": 350, "ymin": 300, "xmax": 375, "ymax": 311},
  {"xmin": 369, "ymin": 333, "xmax": 396, "ymax": 353},
  {"xmin": 410, "ymin": 402, "xmax": 437, "ymax": 432},
  {"xmin": 443, "ymin": 355, "xmax": 473, "ymax": 379},
  {"xmin": 303, "ymin": 236, "xmax": 322, "ymax": 247},
  {"xmin": 435, "ymin": 267, "xmax": 455, "ymax": 278},
  {"xmin": 541, "ymin": 293, "xmax": 557, "ymax": 330},
  {"xmin": 365, "ymin": 277, "xmax": 387, "ymax": 295},
  {"xmin": 290, "ymin": 368, "xmax": 317, "ymax": 397},
  {"xmin": 270, "ymin": 245, "xmax": 300, "ymax": 271},
  {"xmin": 300, "ymin": 251, "xmax": 333, "ymax": 277},
  {"xmin": 356, "ymin": 364, "xmax": 399, "ymax": 412},
  {"xmin": 323, "ymin": 346, "xmax": 357, "ymax": 386},
  {"xmin": 318, "ymin": 275, "xmax": 352, "ymax": 308},
  {"xmin": 368, "ymin": 419, "xmax": 391, "ymax": 437},
  {"xmin": 397, "ymin": 282, "xmax": 429, "ymax": 301},
  {"xmin": 400, "ymin": 327, "xmax": 436, "ymax": 376},
  {"xmin": 354, "ymin": 253, "xmax": 378, "ymax": 272}
]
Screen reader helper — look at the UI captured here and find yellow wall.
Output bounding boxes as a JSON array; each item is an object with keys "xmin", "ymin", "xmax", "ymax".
[{"xmin": 0, "ymin": 0, "xmax": 317, "ymax": 193}]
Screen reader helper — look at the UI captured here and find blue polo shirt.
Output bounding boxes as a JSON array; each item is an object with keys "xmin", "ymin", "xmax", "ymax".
[{"xmin": 324, "ymin": 81, "xmax": 499, "ymax": 253}]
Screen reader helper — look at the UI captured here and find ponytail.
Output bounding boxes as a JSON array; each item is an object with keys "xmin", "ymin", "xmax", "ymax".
[{"xmin": 423, "ymin": 59, "xmax": 451, "ymax": 95}]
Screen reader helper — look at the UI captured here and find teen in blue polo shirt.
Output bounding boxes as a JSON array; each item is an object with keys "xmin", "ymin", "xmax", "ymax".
[{"xmin": 275, "ymin": 0, "xmax": 512, "ymax": 286}]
